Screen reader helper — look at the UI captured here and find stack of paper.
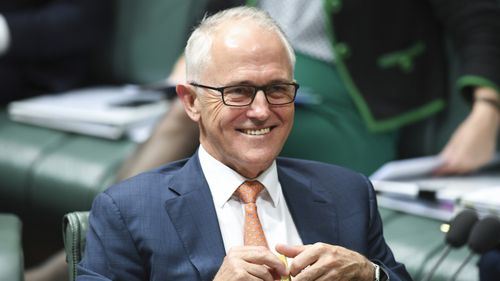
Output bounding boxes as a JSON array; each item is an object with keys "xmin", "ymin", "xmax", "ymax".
[
  {"xmin": 370, "ymin": 156, "xmax": 444, "ymax": 181},
  {"xmin": 370, "ymin": 156, "xmax": 500, "ymax": 220},
  {"xmin": 8, "ymin": 85, "xmax": 171, "ymax": 141},
  {"xmin": 459, "ymin": 187, "xmax": 500, "ymax": 217}
]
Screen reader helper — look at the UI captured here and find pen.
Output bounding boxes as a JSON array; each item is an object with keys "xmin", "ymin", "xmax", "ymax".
[{"xmin": 278, "ymin": 254, "xmax": 291, "ymax": 281}]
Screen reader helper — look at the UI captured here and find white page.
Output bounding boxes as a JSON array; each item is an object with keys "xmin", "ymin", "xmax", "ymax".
[
  {"xmin": 370, "ymin": 156, "xmax": 445, "ymax": 181},
  {"xmin": 7, "ymin": 86, "xmax": 170, "ymax": 139}
]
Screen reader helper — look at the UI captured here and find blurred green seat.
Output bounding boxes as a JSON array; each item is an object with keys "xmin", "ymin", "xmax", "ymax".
[
  {"xmin": 0, "ymin": 110, "xmax": 135, "ymax": 216},
  {"xmin": 0, "ymin": 213, "xmax": 23, "ymax": 281},
  {"xmin": 63, "ymin": 211, "xmax": 89, "ymax": 280}
]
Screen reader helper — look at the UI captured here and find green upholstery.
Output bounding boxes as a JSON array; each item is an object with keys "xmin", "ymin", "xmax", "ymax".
[
  {"xmin": 63, "ymin": 208, "xmax": 480, "ymax": 281},
  {"xmin": 29, "ymin": 137, "xmax": 135, "ymax": 214},
  {"xmin": 0, "ymin": 110, "xmax": 67, "ymax": 205},
  {"xmin": 0, "ymin": 213, "xmax": 23, "ymax": 281},
  {"xmin": 63, "ymin": 211, "xmax": 89, "ymax": 281},
  {"xmin": 0, "ymin": 111, "xmax": 136, "ymax": 216}
]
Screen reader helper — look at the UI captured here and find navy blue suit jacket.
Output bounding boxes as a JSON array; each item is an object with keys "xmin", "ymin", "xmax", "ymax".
[{"xmin": 77, "ymin": 153, "xmax": 411, "ymax": 280}]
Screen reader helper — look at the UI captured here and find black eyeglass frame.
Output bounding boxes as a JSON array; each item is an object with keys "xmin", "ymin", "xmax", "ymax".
[{"xmin": 189, "ymin": 82, "xmax": 300, "ymax": 107}]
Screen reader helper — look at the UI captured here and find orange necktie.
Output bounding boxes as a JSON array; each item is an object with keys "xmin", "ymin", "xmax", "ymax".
[
  {"xmin": 235, "ymin": 180, "xmax": 268, "ymax": 247},
  {"xmin": 236, "ymin": 181, "xmax": 289, "ymax": 281}
]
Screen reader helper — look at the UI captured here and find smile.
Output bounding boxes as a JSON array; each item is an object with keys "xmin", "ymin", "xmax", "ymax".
[{"xmin": 240, "ymin": 127, "xmax": 272, "ymax": 136}]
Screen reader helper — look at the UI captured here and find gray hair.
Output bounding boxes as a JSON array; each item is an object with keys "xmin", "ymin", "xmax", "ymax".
[{"xmin": 184, "ymin": 6, "xmax": 296, "ymax": 82}]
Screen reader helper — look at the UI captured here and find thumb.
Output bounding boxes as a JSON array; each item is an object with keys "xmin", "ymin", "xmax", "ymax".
[{"xmin": 275, "ymin": 244, "xmax": 307, "ymax": 258}]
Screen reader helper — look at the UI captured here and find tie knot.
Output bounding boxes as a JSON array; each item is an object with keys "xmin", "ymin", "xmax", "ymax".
[{"xmin": 236, "ymin": 180, "xmax": 264, "ymax": 204}]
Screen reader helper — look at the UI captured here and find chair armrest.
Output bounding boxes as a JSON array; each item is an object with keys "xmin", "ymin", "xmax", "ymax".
[{"xmin": 63, "ymin": 211, "xmax": 90, "ymax": 281}]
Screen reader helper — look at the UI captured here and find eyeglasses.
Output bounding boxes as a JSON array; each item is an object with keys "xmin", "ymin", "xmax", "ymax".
[{"xmin": 189, "ymin": 82, "xmax": 299, "ymax": 107}]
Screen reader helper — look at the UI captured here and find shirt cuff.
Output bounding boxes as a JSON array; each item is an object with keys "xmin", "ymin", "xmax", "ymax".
[
  {"xmin": 373, "ymin": 263, "xmax": 380, "ymax": 281},
  {"xmin": 0, "ymin": 14, "xmax": 11, "ymax": 55},
  {"xmin": 372, "ymin": 262, "xmax": 389, "ymax": 281}
]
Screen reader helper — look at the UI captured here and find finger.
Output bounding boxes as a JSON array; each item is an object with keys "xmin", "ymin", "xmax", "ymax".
[
  {"xmin": 220, "ymin": 247, "xmax": 286, "ymax": 281},
  {"xmin": 433, "ymin": 162, "xmax": 472, "ymax": 176},
  {"xmin": 234, "ymin": 246, "xmax": 289, "ymax": 276},
  {"xmin": 286, "ymin": 244, "xmax": 325, "ymax": 277},
  {"xmin": 245, "ymin": 262, "xmax": 276, "ymax": 281},
  {"xmin": 293, "ymin": 266, "xmax": 327, "ymax": 281},
  {"xmin": 432, "ymin": 164, "xmax": 456, "ymax": 176},
  {"xmin": 215, "ymin": 256, "xmax": 261, "ymax": 281},
  {"xmin": 291, "ymin": 245, "xmax": 373, "ymax": 281},
  {"xmin": 275, "ymin": 244, "xmax": 307, "ymax": 258},
  {"xmin": 432, "ymin": 157, "xmax": 462, "ymax": 176}
]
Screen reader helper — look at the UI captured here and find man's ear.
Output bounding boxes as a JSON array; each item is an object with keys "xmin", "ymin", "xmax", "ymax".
[{"xmin": 176, "ymin": 84, "xmax": 200, "ymax": 122}]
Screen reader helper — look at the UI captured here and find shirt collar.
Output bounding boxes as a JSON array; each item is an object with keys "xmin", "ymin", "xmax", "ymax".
[{"xmin": 198, "ymin": 145, "xmax": 280, "ymax": 208}]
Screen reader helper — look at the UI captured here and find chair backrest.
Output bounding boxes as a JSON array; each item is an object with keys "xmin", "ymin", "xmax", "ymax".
[{"xmin": 63, "ymin": 211, "xmax": 90, "ymax": 281}]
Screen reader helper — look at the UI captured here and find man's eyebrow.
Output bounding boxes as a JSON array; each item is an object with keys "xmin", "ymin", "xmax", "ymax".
[
  {"xmin": 227, "ymin": 79, "xmax": 293, "ymax": 86},
  {"xmin": 267, "ymin": 79, "xmax": 293, "ymax": 84}
]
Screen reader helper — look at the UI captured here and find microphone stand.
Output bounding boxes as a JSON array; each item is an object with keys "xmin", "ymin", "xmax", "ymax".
[
  {"xmin": 420, "ymin": 246, "xmax": 451, "ymax": 281},
  {"xmin": 447, "ymin": 252, "xmax": 474, "ymax": 281}
]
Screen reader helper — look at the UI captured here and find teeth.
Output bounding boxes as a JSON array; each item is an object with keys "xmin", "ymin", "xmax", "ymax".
[{"xmin": 242, "ymin": 127, "xmax": 271, "ymax": 135}]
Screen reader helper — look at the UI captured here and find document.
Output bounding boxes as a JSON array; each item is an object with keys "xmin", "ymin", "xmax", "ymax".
[
  {"xmin": 8, "ymin": 85, "xmax": 172, "ymax": 141},
  {"xmin": 370, "ymin": 155, "xmax": 444, "ymax": 181},
  {"xmin": 371, "ymin": 156, "xmax": 500, "ymax": 220},
  {"xmin": 458, "ymin": 187, "xmax": 500, "ymax": 216}
]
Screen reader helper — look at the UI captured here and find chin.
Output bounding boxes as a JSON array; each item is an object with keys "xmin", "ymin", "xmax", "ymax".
[{"xmin": 241, "ymin": 149, "xmax": 278, "ymax": 166}]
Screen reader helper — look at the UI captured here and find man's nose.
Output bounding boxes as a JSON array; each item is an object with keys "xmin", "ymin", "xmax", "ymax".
[{"xmin": 248, "ymin": 90, "xmax": 271, "ymax": 119}]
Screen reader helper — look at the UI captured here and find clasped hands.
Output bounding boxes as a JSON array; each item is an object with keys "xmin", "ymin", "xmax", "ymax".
[{"xmin": 213, "ymin": 243, "xmax": 374, "ymax": 281}]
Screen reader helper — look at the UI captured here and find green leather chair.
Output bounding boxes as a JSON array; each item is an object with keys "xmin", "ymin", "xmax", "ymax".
[
  {"xmin": 0, "ymin": 213, "xmax": 23, "ymax": 281},
  {"xmin": 0, "ymin": 110, "xmax": 136, "ymax": 216},
  {"xmin": 62, "ymin": 209, "xmax": 480, "ymax": 281},
  {"xmin": 63, "ymin": 211, "xmax": 89, "ymax": 281}
]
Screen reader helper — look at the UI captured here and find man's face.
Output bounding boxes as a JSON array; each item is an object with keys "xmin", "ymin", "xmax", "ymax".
[{"xmin": 193, "ymin": 21, "xmax": 294, "ymax": 178}]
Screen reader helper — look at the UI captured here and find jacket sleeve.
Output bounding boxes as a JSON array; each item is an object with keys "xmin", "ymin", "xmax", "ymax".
[
  {"xmin": 77, "ymin": 192, "xmax": 146, "ymax": 281},
  {"xmin": 3, "ymin": 0, "xmax": 113, "ymax": 61},
  {"xmin": 430, "ymin": 0, "xmax": 500, "ymax": 98},
  {"xmin": 364, "ymin": 176, "xmax": 413, "ymax": 281}
]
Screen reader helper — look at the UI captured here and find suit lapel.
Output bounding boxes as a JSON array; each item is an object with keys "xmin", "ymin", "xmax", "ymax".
[
  {"xmin": 278, "ymin": 164, "xmax": 339, "ymax": 245},
  {"xmin": 164, "ymin": 153, "xmax": 226, "ymax": 281}
]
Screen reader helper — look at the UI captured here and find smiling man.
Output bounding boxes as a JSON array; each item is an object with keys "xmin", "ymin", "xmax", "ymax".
[{"xmin": 77, "ymin": 7, "xmax": 411, "ymax": 281}]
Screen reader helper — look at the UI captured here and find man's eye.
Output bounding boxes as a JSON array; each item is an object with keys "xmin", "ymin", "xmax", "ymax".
[
  {"xmin": 267, "ymin": 84, "xmax": 288, "ymax": 92},
  {"xmin": 225, "ymin": 86, "xmax": 252, "ymax": 95}
]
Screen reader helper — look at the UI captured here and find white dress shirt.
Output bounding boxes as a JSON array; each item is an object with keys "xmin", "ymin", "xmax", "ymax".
[
  {"xmin": 198, "ymin": 145, "xmax": 303, "ymax": 254},
  {"xmin": 0, "ymin": 14, "xmax": 10, "ymax": 55}
]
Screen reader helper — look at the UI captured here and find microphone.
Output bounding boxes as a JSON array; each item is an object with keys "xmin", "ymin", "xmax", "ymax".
[
  {"xmin": 420, "ymin": 210, "xmax": 478, "ymax": 281},
  {"xmin": 448, "ymin": 216, "xmax": 500, "ymax": 281},
  {"xmin": 468, "ymin": 216, "xmax": 500, "ymax": 253}
]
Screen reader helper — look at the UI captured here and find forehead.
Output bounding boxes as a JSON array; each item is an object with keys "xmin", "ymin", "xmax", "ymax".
[{"xmin": 204, "ymin": 20, "xmax": 293, "ymax": 84}]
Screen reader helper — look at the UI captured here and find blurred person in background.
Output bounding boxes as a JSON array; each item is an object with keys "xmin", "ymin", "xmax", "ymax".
[
  {"xmin": 0, "ymin": 0, "xmax": 113, "ymax": 104},
  {"xmin": 118, "ymin": 0, "xmax": 500, "ymax": 180}
]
